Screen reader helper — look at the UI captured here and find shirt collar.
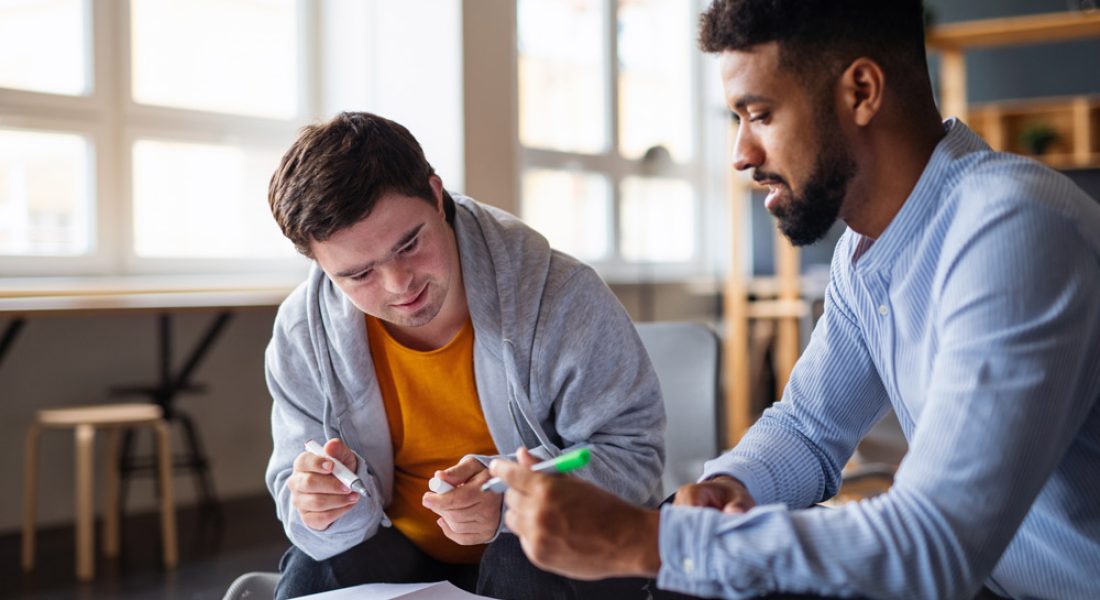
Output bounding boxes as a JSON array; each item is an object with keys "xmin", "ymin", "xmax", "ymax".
[{"xmin": 851, "ymin": 118, "xmax": 988, "ymax": 274}]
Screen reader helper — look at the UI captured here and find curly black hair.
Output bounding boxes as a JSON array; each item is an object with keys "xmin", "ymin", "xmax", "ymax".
[{"xmin": 699, "ymin": 0, "xmax": 929, "ymax": 98}]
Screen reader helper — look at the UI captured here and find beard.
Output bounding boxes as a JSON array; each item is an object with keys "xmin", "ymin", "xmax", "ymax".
[{"xmin": 765, "ymin": 117, "xmax": 857, "ymax": 247}]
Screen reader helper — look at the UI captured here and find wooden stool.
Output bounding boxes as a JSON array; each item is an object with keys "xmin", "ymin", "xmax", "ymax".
[{"xmin": 22, "ymin": 403, "xmax": 178, "ymax": 581}]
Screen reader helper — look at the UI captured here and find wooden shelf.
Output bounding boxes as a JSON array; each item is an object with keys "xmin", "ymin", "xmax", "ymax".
[
  {"xmin": 968, "ymin": 95, "xmax": 1100, "ymax": 169},
  {"xmin": 927, "ymin": 11, "xmax": 1100, "ymax": 50},
  {"xmin": 926, "ymin": 11, "xmax": 1100, "ymax": 121}
]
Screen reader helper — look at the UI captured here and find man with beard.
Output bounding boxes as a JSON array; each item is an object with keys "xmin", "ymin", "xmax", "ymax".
[
  {"xmin": 489, "ymin": 1, "xmax": 1100, "ymax": 599},
  {"xmin": 263, "ymin": 112, "xmax": 666, "ymax": 599}
]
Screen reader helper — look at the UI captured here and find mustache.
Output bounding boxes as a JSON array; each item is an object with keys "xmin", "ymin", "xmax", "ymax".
[{"xmin": 753, "ymin": 170, "xmax": 787, "ymax": 186}]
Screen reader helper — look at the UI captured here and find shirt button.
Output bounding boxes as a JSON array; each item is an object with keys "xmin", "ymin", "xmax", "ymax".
[
  {"xmin": 878, "ymin": 304, "xmax": 889, "ymax": 316},
  {"xmin": 682, "ymin": 558, "xmax": 695, "ymax": 573}
]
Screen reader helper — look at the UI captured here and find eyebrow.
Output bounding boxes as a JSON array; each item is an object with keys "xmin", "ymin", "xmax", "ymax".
[
  {"xmin": 334, "ymin": 223, "xmax": 425, "ymax": 278},
  {"xmin": 732, "ymin": 94, "xmax": 776, "ymax": 112}
]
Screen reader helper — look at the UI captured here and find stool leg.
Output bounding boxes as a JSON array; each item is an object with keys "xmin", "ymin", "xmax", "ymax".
[
  {"xmin": 21, "ymin": 423, "xmax": 41, "ymax": 572},
  {"xmin": 102, "ymin": 427, "xmax": 121, "ymax": 558},
  {"xmin": 75, "ymin": 424, "xmax": 96, "ymax": 581},
  {"xmin": 117, "ymin": 427, "xmax": 135, "ymax": 519},
  {"xmin": 153, "ymin": 420, "xmax": 178, "ymax": 569},
  {"xmin": 177, "ymin": 411, "xmax": 220, "ymax": 511}
]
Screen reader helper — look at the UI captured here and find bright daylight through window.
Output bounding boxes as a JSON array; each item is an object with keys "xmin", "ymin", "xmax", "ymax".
[
  {"xmin": 517, "ymin": 0, "xmax": 703, "ymax": 274},
  {"xmin": 0, "ymin": 0, "xmax": 306, "ymax": 275}
]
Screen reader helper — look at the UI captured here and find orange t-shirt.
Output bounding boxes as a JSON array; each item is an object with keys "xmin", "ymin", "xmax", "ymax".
[{"xmin": 365, "ymin": 315, "xmax": 497, "ymax": 564}]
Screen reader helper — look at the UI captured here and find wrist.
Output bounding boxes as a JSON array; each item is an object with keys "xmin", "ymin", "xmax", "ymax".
[{"xmin": 620, "ymin": 506, "xmax": 662, "ymax": 577}]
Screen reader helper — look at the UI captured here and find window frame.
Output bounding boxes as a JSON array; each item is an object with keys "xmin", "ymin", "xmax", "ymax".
[
  {"xmin": 516, "ymin": 0, "xmax": 727, "ymax": 283},
  {"xmin": 0, "ymin": 0, "xmax": 317, "ymax": 277}
]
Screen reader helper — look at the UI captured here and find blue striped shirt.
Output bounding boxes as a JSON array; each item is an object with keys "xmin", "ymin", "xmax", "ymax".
[{"xmin": 658, "ymin": 120, "xmax": 1100, "ymax": 599}]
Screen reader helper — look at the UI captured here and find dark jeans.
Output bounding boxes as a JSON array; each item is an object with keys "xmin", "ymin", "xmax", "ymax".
[
  {"xmin": 276, "ymin": 519, "xmax": 1012, "ymax": 600},
  {"xmin": 276, "ymin": 527, "xmax": 690, "ymax": 600}
]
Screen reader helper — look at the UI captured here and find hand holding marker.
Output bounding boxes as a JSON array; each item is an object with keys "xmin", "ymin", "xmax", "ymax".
[
  {"xmin": 304, "ymin": 440, "xmax": 367, "ymax": 496},
  {"xmin": 428, "ymin": 476, "xmax": 455, "ymax": 494},
  {"xmin": 482, "ymin": 447, "xmax": 592, "ymax": 493}
]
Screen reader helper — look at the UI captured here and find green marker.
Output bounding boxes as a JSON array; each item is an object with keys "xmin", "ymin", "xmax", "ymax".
[{"xmin": 482, "ymin": 447, "xmax": 591, "ymax": 493}]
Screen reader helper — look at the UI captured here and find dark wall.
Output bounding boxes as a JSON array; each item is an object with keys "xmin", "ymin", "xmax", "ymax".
[{"xmin": 752, "ymin": 0, "xmax": 1100, "ymax": 275}]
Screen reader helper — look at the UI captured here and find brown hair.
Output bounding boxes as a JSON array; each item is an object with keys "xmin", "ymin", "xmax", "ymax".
[{"xmin": 268, "ymin": 111, "xmax": 455, "ymax": 257}]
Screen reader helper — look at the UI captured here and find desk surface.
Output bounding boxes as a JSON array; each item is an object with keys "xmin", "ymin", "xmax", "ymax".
[{"xmin": 0, "ymin": 276, "xmax": 298, "ymax": 317}]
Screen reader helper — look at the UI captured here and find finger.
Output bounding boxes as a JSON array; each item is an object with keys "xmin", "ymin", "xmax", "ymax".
[
  {"xmin": 425, "ymin": 482, "xmax": 503, "ymax": 516},
  {"xmin": 489, "ymin": 458, "xmax": 537, "ymax": 495},
  {"xmin": 436, "ymin": 517, "xmax": 491, "ymax": 546},
  {"xmin": 323, "ymin": 438, "xmax": 357, "ymax": 471},
  {"xmin": 502, "ymin": 487, "xmax": 529, "ymax": 518},
  {"xmin": 723, "ymin": 495, "xmax": 756, "ymax": 514},
  {"xmin": 438, "ymin": 456, "xmax": 487, "ymax": 486},
  {"xmin": 515, "ymin": 447, "xmax": 539, "ymax": 468},
  {"xmin": 302, "ymin": 502, "xmax": 357, "ymax": 531},
  {"xmin": 673, "ymin": 483, "xmax": 726, "ymax": 509},
  {"xmin": 502, "ymin": 502, "xmax": 529, "ymax": 540},
  {"xmin": 439, "ymin": 510, "xmax": 492, "ymax": 531},
  {"xmin": 671, "ymin": 484, "xmax": 705, "ymax": 507},
  {"xmin": 424, "ymin": 475, "xmax": 490, "ymax": 508},
  {"xmin": 423, "ymin": 491, "xmax": 480, "ymax": 513},
  {"xmin": 294, "ymin": 450, "xmax": 333, "ymax": 475},
  {"xmin": 298, "ymin": 490, "xmax": 360, "ymax": 513},
  {"xmin": 298, "ymin": 471, "xmax": 353, "ymax": 495},
  {"xmin": 722, "ymin": 502, "xmax": 750, "ymax": 514}
]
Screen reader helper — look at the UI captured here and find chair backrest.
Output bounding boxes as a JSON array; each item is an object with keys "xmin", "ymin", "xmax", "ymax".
[
  {"xmin": 223, "ymin": 571, "xmax": 281, "ymax": 600},
  {"xmin": 635, "ymin": 322, "xmax": 721, "ymax": 497}
]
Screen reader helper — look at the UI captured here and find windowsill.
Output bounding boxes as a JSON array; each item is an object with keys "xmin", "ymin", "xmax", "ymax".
[{"xmin": 0, "ymin": 273, "xmax": 303, "ymax": 299}]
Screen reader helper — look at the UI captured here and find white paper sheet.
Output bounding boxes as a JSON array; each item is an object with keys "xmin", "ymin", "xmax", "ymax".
[{"xmin": 293, "ymin": 580, "xmax": 494, "ymax": 599}]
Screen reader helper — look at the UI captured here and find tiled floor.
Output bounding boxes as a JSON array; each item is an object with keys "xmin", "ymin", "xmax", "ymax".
[{"xmin": 0, "ymin": 495, "xmax": 288, "ymax": 600}]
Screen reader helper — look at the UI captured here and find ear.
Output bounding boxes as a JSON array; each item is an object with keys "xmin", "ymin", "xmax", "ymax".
[
  {"xmin": 837, "ymin": 57, "xmax": 884, "ymax": 127},
  {"xmin": 429, "ymin": 175, "xmax": 445, "ymax": 216}
]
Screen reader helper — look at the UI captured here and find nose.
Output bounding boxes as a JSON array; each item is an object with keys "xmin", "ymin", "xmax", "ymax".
[
  {"xmin": 731, "ymin": 124, "xmax": 763, "ymax": 172},
  {"xmin": 379, "ymin": 264, "xmax": 414, "ymax": 295}
]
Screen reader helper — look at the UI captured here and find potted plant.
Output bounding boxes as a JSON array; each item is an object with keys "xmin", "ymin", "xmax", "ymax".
[{"xmin": 1019, "ymin": 123, "xmax": 1059, "ymax": 156}]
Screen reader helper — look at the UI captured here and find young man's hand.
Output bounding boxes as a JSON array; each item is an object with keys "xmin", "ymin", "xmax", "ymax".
[
  {"xmin": 288, "ymin": 438, "xmax": 361, "ymax": 531},
  {"xmin": 490, "ymin": 447, "xmax": 662, "ymax": 580},
  {"xmin": 422, "ymin": 457, "xmax": 501, "ymax": 545},
  {"xmin": 673, "ymin": 475, "xmax": 756, "ymax": 513}
]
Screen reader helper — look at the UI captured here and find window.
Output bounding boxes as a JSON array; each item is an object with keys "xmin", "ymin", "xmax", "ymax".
[
  {"xmin": 1, "ymin": 0, "xmax": 465, "ymax": 278},
  {"xmin": 517, "ymin": 0, "xmax": 725, "ymax": 280}
]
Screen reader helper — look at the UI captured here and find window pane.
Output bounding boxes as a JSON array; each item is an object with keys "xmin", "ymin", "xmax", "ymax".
[
  {"xmin": 0, "ymin": 129, "xmax": 92, "ymax": 256},
  {"xmin": 131, "ymin": 0, "xmax": 298, "ymax": 118},
  {"xmin": 0, "ymin": 0, "xmax": 88, "ymax": 96},
  {"xmin": 518, "ymin": 0, "xmax": 607, "ymax": 153},
  {"xmin": 522, "ymin": 169, "xmax": 611, "ymax": 261},
  {"xmin": 132, "ymin": 139, "xmax": 294, "ymax": 259},
  {"xmin": 618, "ymin": 0, "xmax": 693, "ymax": 161},
  {"xmin": 620, "ymin": 176, "xmax": 694, "ymax": 262}
]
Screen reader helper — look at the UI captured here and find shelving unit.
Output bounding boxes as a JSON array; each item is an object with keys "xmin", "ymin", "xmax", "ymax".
[
  {"xmin": 967, "ymin": 95, "xmax": 1100, "ymax": 169},
  {"xmin": 927, "ymin": 10, "xmax": 1100, "ymax": 170},
  {"xmin": 925, "ymin": 10, "xmax": 1100, "ymax": 121},
  {"xmin": 722, "ymin": 166, "xmax": 806, "ymax": 448},
  {"xmin": 721, "ymin": 10, "xmax": 1100, "ymax": 449}
]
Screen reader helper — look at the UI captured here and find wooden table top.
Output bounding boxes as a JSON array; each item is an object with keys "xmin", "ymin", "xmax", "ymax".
[{"xmin": 0, "ymin": 276, "xmax": 299, "ymax": 317}]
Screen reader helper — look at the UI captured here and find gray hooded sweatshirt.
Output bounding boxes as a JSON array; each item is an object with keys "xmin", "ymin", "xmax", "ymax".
[{"xmin": 264, "ymin": 194, "xmax": 665, "ymax": 561}]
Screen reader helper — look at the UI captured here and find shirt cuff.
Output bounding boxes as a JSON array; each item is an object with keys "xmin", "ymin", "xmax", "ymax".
[
  {"xmin": 658, "ymin": 504, "xmax": 787, "ymax": 599},
  {"xmin": 701, "ymin": 454, "xmax": 776, "ymax": 505},
  {"xmin": 657, "ymin": 504, "xmax": 725, "ymax": 598}
]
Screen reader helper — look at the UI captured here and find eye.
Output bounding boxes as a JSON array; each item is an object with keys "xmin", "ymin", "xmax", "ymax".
[
  {"xmin": 730, "ymin": 112, "xmax": 742, "ymax": 125},
  {"xmin": 749, "ymin": 111, "xmax": 770, "ymax": 123},
  {"xmin": 350, "ymin": 269, "xmax": 373, "ymax": 282},
  {"xmin": 398, "ymin": 236, "xmax": 419, "ymax": 254}
]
